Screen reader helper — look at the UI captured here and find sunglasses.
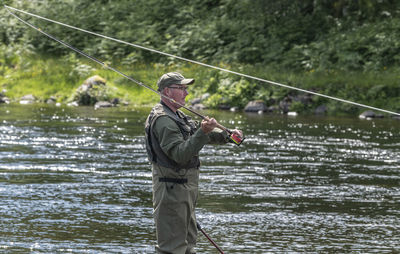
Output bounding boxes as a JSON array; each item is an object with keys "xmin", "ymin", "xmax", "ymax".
[{"xmin": 168, "ymin": 86, "xmax": 188, "ymax": 91}]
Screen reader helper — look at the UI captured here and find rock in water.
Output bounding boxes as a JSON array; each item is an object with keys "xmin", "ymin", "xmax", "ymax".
[{"xmin": 244, "ymin": 100, "xmax": 267, "ymax": 112}]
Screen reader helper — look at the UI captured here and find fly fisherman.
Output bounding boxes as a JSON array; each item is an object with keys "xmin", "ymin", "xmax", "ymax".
[{"xmin": 145, "ymin": 72, "xmax": 243, "ymax": 253}]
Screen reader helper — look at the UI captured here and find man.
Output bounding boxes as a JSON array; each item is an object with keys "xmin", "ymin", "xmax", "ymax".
[{"xmin": 145, "ymin": 72, "xmax": 243, "ymax": 253}]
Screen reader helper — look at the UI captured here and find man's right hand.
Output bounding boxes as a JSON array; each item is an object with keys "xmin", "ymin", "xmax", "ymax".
[{"xmin": 201, "ymin": 117, "xmax": 217, "ymax": 134}]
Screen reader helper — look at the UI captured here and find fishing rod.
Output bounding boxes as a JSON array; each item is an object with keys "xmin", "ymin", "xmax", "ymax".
[
  {"xmin": 197, "ymin": 222, "xmax": 225, "ymax": 254},
  {"xmin": 4, "ymin": 5, "xmax": 400, "ymax": 118},
  {"xmin": 5, "ymin": 7, "xmax": 244, "ymax": 145}
]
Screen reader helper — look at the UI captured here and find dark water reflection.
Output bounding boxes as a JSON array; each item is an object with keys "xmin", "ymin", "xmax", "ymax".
[{"xmin": 0, "ymin": 104, "xmax": 399, "ymax": 253}]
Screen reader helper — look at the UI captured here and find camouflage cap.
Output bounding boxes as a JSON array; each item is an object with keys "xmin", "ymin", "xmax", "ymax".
[{"xmin": 157, "ymin": 72, "xmax": 195, "ymax": 91}]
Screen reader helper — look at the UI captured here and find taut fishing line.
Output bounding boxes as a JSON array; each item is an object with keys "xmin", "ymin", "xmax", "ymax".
[
  {"xmin": 4, "ymin": 5, "xmax": 244, "ymax": 145},
  {"xmin": 4, "ymin": 5, "xmax": 400, "ymax": 117}
]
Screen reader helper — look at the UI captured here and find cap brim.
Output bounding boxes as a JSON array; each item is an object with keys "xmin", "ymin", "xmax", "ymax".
[{"xmin": 177, "ymin": 78, "xmax": 195, "ymax": 85}]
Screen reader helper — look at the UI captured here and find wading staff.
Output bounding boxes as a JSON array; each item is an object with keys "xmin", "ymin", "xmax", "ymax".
[
  {"xmin": 197, "ymin": 222, "xmax": 225, "ymax": 254},
  {"xmin": 5, "ymin": 7, "xmax": 244, "ymax": 145}
]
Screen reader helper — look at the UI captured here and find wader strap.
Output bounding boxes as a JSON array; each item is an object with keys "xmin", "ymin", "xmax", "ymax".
[{"xmin": 159, "ymin": 177, "xmax": 187, "ymax": 184}]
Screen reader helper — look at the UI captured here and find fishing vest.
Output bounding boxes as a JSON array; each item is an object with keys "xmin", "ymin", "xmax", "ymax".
[{"xmin": 145, "ymin": 102, "xmax": 200, "ymax": 170}]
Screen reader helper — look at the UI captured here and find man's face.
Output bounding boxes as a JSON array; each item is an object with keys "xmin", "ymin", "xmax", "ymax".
[{"xmin": 165, "ymin": 84, "xmax": 189, "ymax": 108}]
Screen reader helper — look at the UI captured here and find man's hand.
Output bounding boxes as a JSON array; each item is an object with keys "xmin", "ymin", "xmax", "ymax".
[
  {"xmin": 231, "ymin": 129, "xmax": 243, "ymax": 139},
  {"xmin": 201, "ymin": 117, "xmax": 217, "ymax": 134}
]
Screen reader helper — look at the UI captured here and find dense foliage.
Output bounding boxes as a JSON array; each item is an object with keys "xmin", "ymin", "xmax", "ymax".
[{"xmin": 1, "ymin": 0, "xmax": 400, "ymax": 114}]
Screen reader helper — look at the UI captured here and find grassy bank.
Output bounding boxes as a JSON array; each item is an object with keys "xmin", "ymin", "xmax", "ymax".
[{"xmin": 1, "ymin": 53, "xmax": 400, "ymax": 116}]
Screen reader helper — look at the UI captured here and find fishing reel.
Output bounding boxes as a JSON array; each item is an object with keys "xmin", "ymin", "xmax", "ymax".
[{"xmin": 228, "ymin": 130, "xmax": 245, "ymax": 146}]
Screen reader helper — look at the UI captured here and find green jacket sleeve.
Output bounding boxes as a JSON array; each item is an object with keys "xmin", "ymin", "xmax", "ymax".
[
  {"xmin": 153, "ymin": 116, "xmax": 210, "ymax": 165},
  {"xmin": 207, "ymin": 128, "xmax": 231, "ymax": 144}
]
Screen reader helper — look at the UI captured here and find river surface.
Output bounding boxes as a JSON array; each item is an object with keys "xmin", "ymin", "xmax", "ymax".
[{"xmin": 0, "ymin": 104, "xmax": 399, "ymax": 253}]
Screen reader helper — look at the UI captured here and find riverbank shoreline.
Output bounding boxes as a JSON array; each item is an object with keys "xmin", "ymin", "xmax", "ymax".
[
  {"xmin": 1, "ymin": 55, "xmax": 399, "ymax": 118},
  {"xmin": 1, "ymin": 100, "xmax": 400, "ymax": 122}
]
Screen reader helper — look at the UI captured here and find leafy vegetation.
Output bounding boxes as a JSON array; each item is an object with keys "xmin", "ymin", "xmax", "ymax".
[{"xmin": 1, "ymin": 0, "xmax": 400, "ymax": 115}]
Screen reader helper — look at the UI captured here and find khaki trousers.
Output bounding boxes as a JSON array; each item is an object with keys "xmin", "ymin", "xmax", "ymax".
[{"xmin": 152, "ymin": 164, "xmax": 199, "ymax": 254}]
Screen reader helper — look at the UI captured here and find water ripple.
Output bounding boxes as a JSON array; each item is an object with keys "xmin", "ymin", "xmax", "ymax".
[{"xmin": 0, "ymin": 105, "xmax": 399, "ymax": 252}]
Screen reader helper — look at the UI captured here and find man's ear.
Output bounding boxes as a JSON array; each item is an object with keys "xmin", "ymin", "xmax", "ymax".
[{"xmin": 163, "ymin": 87, "xmax": 171, "ymax": 96}]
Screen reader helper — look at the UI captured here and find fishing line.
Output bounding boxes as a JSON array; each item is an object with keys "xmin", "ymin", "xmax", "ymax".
[
  {"xmin": 5, "ymin": 6, "xmax": 244, "ymax": 145},
  {"xmin": 4, "ymin": 5, "xmax": 400, "ymax": 117}
]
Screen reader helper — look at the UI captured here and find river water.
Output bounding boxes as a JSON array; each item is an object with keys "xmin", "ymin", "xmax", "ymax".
[{"xmin": 0, "ymin": 104, "xmax": 399, "ymax": 253}]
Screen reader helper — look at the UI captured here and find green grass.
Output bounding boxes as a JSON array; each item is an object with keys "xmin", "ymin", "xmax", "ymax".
[
  {"xmin": 1, "ymin": 55, "xmax": 79, "ymax": 102},
  {"xmin": 1, "ymin": 54, "xmax": 399, "ymax": 115}
]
